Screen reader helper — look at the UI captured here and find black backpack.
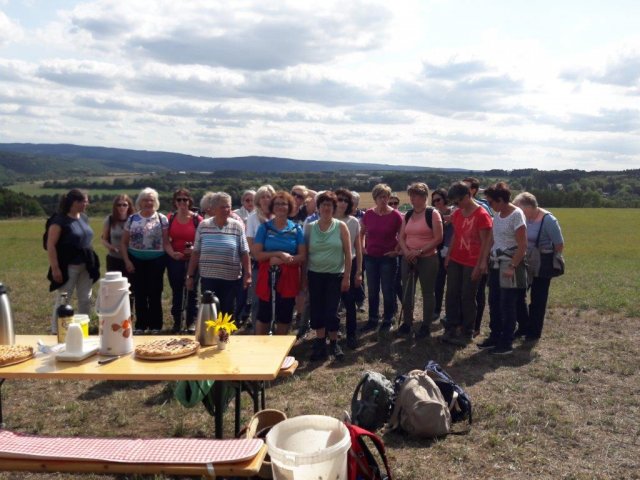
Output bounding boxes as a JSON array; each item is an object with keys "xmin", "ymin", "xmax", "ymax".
[
  {"xmin": 424, "ymin": 360, "xmax": 473, "ymax": 425},
  {"xmin": 350, "ymin": 371, "xmax": 395, "ymax": 432},
  {"xmin": 404, "ymin": 206, "xmax": 434, "ymax": 229},
  {"xmin": 42, "ymin": 214, "xmax": 58, "ymax": 250}
]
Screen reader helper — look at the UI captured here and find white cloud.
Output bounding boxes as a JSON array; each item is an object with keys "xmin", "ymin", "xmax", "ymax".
[{"xmin": 0, "ymin": 11, "xmax": 23, "ymax": 46}]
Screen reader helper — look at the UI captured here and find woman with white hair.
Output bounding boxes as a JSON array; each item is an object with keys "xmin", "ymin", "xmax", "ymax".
[
  {"xmin": 187, "ymin": 192, "xmax": 251, "ymax": 317},
  {"xmin": 513, "ymin": 192, "xmax": 564, "ymax": 341},
  {"xmin": 121, "ymin": 187, "xmax": 169, "ymax": 333},
  {"xmin": 234, "ymin": 189, "xmax": 256, "ymax": 225}
]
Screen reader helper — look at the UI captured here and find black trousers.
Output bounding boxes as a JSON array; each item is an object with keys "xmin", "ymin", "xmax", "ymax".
[{"xmin": 131, "ymin": 255, "xmax": 166, "ymax": 331}]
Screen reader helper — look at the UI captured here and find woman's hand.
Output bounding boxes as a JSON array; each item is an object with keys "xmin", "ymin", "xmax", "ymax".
[
  {"xmin": 51, "ymin": 266, "xmax": 63, "ymax": 284},
  {"xmin": 354, "ymin": 271, "xmax": 363, "ymax": 288},
  {"xmin": 341, "ymin": 276, "xmax": 350, "ymax": 292},
  {"xmin": 243, "ymin": 273, "xmax": 252, "ymax": 290},
  {"xmin": 186, "ymin": 277, "xmax": 194, "ymax": 291},
  {"xmin": 270, "ymin": 256, "xmax": 283, "ymax": 266},
  {"xmin": 125, "ymin": 260, "xmax": 135, "ymax": 273},
  {"xmin": 171, "ymin": 251, "xmax": 184, "ymax": 261}
]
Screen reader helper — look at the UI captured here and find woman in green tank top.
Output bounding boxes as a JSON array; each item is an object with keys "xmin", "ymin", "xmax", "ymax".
[{"xmin": 304, "ymin": 191, "xmax": 352, "ymax": 361}]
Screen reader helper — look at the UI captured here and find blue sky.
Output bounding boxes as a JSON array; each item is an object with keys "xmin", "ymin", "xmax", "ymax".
[{"xmin": 0, "ymin": 0, "xmax": 638, "ymax": 170}]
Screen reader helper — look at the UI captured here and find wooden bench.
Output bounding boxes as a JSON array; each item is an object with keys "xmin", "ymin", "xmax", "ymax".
[{"xmin": 0, "ymin": 430, "xmax": 267, "ymax": 478}]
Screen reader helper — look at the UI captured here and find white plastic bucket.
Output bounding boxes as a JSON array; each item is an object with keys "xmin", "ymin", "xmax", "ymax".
[
  {"xmin": 97, "ymin": 271, "xmax": 133, "ymax": 356},
  {"xmin": 266, "ymin": 415, "xmax": 350, "ymax": 480}
]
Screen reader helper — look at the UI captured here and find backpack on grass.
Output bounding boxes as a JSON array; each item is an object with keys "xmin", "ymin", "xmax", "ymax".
[
  {"xmin": 424, "ymin": 360, "xmax": 473, "ymax": 425},
  {"xmin": 388, "ymin": 370, "xmax": 451, "ymax": 438},
  {"xmin": 350, "ymin": 371, "xmax": 395, "ymax": 432},
  {"xmin": 345, "ymin": 422, "xmax": 392, "ymax": 480}
]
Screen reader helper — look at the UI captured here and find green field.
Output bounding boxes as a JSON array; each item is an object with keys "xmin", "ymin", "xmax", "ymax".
[{"xmin": 1, "ymin": 209, "xmax": 637, "ymax": 323}]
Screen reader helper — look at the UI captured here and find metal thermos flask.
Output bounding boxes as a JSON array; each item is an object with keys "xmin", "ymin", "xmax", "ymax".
[
  {"xmin": 195, "ymin": 290, "xmax": 219, "ymax": 346},
  {"xmin": 0, "ymin": 283, "xmax": 16, "ymax": 345}
]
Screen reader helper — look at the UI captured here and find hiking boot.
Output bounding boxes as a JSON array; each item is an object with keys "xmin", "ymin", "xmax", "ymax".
[
  {"xmin": 346, "ymin": 336, "xmax": 358, "ymax": 350},
  {"xmin": 415, "ymin": 323, "xmax": 430, "ymax": 339},
  {"xmin": 445, "ymin": 335, "xmax": 472, "ymax": 347},
  {"xmin": 310, "ymin": 338, "xmax": 328, "ymax": 362},
  {"xmin": 396, "ymin": 322, "xmax": 412, "ymax": 337},
  {"xmin": 356, "ymin": 302, "xmax": 365, "ymax": 313},
  {"xmin": 378, "ymin": 322, "xmax": 391, "ymax": 334},
  {"xmin": 330, "ymin": 341, "xmax": 345, "ymax": 360},
  {"xmin": 359, "ymin": 320, "xmax": 378, "ymax": 333},
  {"xmin": 477, "ymin": 337, "xmax": 499, "ymax": 350},
  {"xmin": 489, "ymin": 345, "xmax": 513, "ymax": 355}
]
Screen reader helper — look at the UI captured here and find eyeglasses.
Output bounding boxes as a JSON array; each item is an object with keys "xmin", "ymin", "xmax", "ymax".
[
  {"xmin": 273, "ymin": 202, "xmax": 288, "ymax": 207},
  {"xmin": 117, "ymin": 203, "xmax": 129, "ymax": 207},
  {"xmin": 337, "ymin": 198, "xmax": 349, "ymax": 203},
  {"xmin": 389, "ymin": 201, "xmax": 399, "ymax": 206},
  {"xmin": 432, "ymin": 198, "xmax": 443, "ymax": 203},
  {"xmin": 291, "ymin": 192, "xmax": 305, "ymax": 199},
  {"xmin": 243, "ymin": 198, "xmax": 254, "ymax": 203},
  {"xmin": 176, "ymin": 198, "xmax": 190, "ymax": 203}
]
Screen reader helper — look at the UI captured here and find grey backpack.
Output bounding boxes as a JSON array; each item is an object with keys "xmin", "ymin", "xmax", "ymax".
[{"xmin": 350, "ymin": 371, "xmax": 395, "ymax": 431}]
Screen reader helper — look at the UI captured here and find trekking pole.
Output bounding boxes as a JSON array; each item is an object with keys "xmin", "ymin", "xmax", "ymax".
[
  {"xmin": 397, "ymin": 261, "xmax": 417, "ymax": 330},
  {"xmin": 269, "ymin": 265, "xmax": 279, "ymax": 335},
  {"xmin": 180, "ymin": 273, "xmax": 188, "ymax": 332}
]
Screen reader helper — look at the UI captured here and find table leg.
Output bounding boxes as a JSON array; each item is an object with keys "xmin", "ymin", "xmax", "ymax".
[
  {"xmin": 0, "ymin": 378, "xmax": 5, "ymax": 427},
  {"xmin": 212, "ymin": 382, "xmax": 224, "ymax": 439}
]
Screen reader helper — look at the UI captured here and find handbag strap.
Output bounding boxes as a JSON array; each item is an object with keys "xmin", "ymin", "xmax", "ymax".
[{"xmin": 535, "ymin": 213, "xmax": 548, "ymax": 248}]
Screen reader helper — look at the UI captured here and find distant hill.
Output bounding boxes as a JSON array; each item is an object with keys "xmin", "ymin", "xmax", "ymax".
[{"xmin": 0, "ymin": 143, "xmax": 455, "ymax": 177}]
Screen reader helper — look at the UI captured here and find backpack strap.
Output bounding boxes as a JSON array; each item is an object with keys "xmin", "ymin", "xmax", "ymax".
[
  {"xmin": 346, "ymin": 423, "xmax": 393, "ymax": 480},
  {"xmin": 404, "ymin": 207, "xmax": 434, "ymax": 229},
  {"xmin": 534, "ymin": 213, "xmax": 548, "ymax": 248},
  {"xmin": 350, "ymin": 373, "xmax": 369, "ymax": 423}
]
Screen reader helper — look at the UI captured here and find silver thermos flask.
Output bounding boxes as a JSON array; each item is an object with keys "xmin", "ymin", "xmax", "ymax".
[
  {"xmin": 0, "ymin": 283, "xmax": 15, "ymax": 345},
  {"xmin": 195, "ymin": 290, "xmax": 219, "ymax": 346}
]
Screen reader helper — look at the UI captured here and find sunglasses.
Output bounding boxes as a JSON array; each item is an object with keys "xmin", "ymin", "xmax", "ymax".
[
  {"xmin": 291, "ymin": 192, "xmax": 305, "ymax": 199},
  {"xmin": 176, "ymin": 197, "xmax": 190, "ymax": 203},
  {"xmin": 117, "ymin": 203, "xmax": 129, "ymax": 207},
  {"xmin": 337, "ymin": 198, "xmax": 349, "ymax": 203},
  {"xmin": 432, "ymin": 198, "xmax": 443, "ymax": 203},
  {"xmin": 389, "ymin": 201, "xmax": 399, "ymax": 206}
]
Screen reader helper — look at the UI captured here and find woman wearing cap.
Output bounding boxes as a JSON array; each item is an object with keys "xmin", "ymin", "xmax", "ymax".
[
  {"xmin": 360, "ymin": 183, "xmax": 404, "ymax": 334},
  {"xmin": 165, "ymin": 189, "xmax": 202, "ymax": 333},
  {"xmin": 121, "ymin": 187, "xmax": 169, "ymax": 333}
]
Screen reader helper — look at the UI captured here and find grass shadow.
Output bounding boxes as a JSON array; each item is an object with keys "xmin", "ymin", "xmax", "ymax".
[{"xmin": 78, "ymin": 380, "xmax": 162, "ymax": 401}]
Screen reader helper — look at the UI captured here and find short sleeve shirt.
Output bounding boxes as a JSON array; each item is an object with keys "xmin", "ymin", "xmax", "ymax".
[
  {"xmin": 255, "ymin": 219, "xmax": 304, "ymax": 255},
  {"xmin": 124, "ymin": 212, "xmax": 168, "ymax": 251},
  {"xmin": 361, "ymin": 208, "xmax": 403, "ymax": 257},
  {"xmin": 491, "ymin": 207, "xmax": 526, "ymax": 255},
  {"xmin": 449, "ymin": 207, "xmax": 493, "ymax": 267},
  {"xmin": 194, "ymin": 217, "xmax": 249, "ymax": 280}
]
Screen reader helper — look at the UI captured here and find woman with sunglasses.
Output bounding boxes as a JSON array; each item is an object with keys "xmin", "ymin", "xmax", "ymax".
[
  {"xmin": 289, "ymin": 185, "xmax": 309, "ymax": 224},
  {"xmin": 333, "ymin": 188, "xmax": 363, "ymax": 349},
  {"xmin": 252, "ymin": 191, "xmax": 306, "ymax": 335},
  {"xmin": 165, "ymin": 189, "xmax": 203, "ymax": 333},
  {"xmin": 233, "ymin": 190, "xmax": 256, "ymax": 225},
  {"xmin": 431, "ymin": 188, "xmax": 453, "ymax": 322},
  {"xmin": 101, "ymin": 194, "xmax": 135, "ymax": 311}
]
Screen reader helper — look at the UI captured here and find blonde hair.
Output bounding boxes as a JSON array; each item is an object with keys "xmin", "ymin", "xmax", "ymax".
[
  {"xmin": 371, "ymin": 183, "xmax": 392, "ymax": 200},
  {"xmin": 135, "ymin": 187, "xmax": 160, "ymax": 211},
  {"xmin": 513, "ymin": 192, "xmax": 538, "ymax": 209}
]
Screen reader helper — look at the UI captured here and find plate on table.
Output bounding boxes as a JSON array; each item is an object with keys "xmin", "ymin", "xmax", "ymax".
[
  {"xmin": 0, "ymin": 345, "xmax": 35, "ymax": 368},
  {"xmin": 134, "ymin": 338, "xmax": 200, "ymax": 361}
]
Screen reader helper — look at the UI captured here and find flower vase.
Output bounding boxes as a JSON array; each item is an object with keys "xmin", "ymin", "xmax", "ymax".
[{"xmin": 217, "ymin": 339, "xmax": 227, "ymax": 350}]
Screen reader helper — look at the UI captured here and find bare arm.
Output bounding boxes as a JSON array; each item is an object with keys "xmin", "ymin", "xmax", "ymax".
[
  {"xmin": 101, "ymin": 220, "xmax": 116, "ymax": 253},
  {"xmin": 340, "ymin": 223, "xmax": 352, "ymax": 292},
  {"xmin": 120, "ymin": 230, "xmax": 134, "ymax": 273},
  {"xmin": 47, "ymin": 224, "xmax": 63, "ymax": 283}
]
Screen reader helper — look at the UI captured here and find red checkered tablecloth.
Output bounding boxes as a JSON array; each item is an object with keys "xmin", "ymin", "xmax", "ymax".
[{"xmin": 0, "ymin": 430, "xmax": 263, "ymax": 464}]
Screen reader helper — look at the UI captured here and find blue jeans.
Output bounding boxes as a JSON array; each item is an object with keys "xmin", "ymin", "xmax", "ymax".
[
  {"xmin": 364, "ymin": 255, "xmax": 397, "ymax": 325},
  {"xmin": 488, "ymin": 268, "xmax": 524, "ymax": 348}
]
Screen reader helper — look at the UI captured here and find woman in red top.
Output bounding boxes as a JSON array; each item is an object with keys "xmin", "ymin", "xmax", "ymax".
[
  {"xmin": 165, "ymin": 188, "xmax": 203, "ymax": 333},
  {"xmin": 442, "ymin": 182, "xmax": 493, "ymax": 346}
]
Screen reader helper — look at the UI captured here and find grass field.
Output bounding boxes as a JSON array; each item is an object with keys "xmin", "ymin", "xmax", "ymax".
[{"xmin": 0, "ymin": 210, "xmax": 638, "ymax": 479}]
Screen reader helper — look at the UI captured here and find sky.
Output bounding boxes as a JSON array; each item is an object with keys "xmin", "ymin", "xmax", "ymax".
[{"xmin": 0, "ymin": 0, "xmax": 638, "ymax": 171}]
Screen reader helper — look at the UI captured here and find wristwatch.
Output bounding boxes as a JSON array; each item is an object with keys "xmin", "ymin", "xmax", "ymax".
[{"xmin": 186, "ymin": 275, "xmax": 194, "ymax": 279}]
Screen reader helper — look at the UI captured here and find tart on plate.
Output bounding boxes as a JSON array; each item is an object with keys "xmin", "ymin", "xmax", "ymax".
[{"xmin": 135, "ymin": 338, "xmax": 200, "ymax": 360}]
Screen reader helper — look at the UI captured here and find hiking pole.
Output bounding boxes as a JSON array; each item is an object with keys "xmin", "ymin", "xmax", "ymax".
[
  {"xmin": 269, "ymin": 265, "xmax": 279, "ymax": 335},
  {"xmin": 397, "ymin": 261, "xmax": 417, "ymax": 330}
]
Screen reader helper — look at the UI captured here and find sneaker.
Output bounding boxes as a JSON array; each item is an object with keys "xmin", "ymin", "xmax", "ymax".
[
  {"xmin": 396, "ymin": 322, "xmax": 412, "ymax": 336},
  {"xmin": 489, "ymin": 345, "xmax": 513, "ymax": 355},
  {"xmin": 330, "ymin": 341, "xmax": 345, "ymax": 360},
  {"xmin": 356, "ymin": 302, "xmax": 365, "ymax": 313},
  {"xmin": 473, "ymin": 329, "xmax": 481, "ymax": 338},
  {"xmin": 346, "ymin": 336, "xmax": 358, "ymax": 350},
  {"xmin": 477, "ymin": 337, "xmax": 499, "ymax": 350},
  {"xmin": 133, "ymin": 329, "xmax": 144, "ymax": 335},
  {"xmin": 415, "ymin": 324, "xmax": 430, "ymax": 339},
  {"xmin": 359, "ymin": 321, "xmax": 378, "ymax": 333},
  {"xmin": 150, "ymin": 329, "xmax": 161, "ymax": 335}
]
